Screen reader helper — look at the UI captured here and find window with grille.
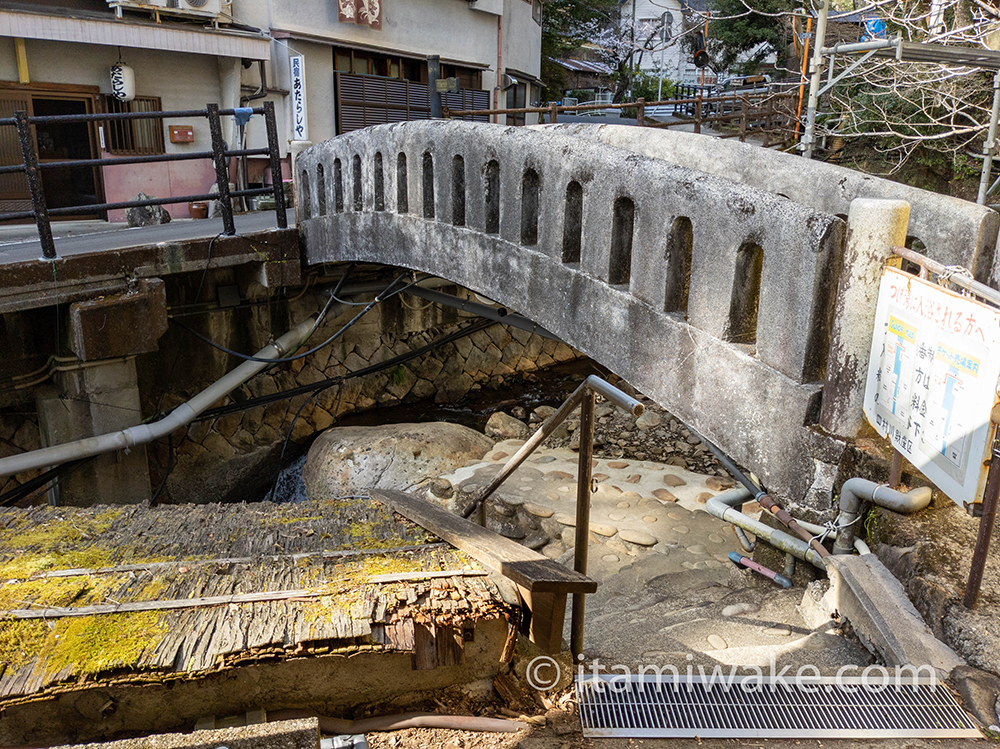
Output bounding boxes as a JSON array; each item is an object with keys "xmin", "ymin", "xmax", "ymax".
[{"xmin": 101, "ymin": 95, "xmax": 165, "ymax": 155}]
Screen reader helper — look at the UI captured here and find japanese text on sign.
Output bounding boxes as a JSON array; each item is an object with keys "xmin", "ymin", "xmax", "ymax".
[
  {"xmin": 290, "ymin": 55, "xmax": 308, "ymax": 142},
  {"xmin": 863, "ymin": 267, "xmax": 1000, "ymax": 507}
]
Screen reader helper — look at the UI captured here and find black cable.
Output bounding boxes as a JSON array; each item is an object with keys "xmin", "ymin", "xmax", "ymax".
[
  {"xmin": 150, "ymin": 433, "xmax": 175, "ymax": 507},
  {"xmin": 267, "ymin": 388, "xmax": 323, "ymax": 502},
  {"xmin": 0, "ymin": 457, "xmax": 93, "ymax": 507},
  {"xmin": 169, "ymin": 272, "xmax": 412, "ymax": 366},
  {"xmin": 155, "ymin": 232, "xmax": 222, "ymax": 417},
  {"xmin": 194, "ymin": 317, "xmax": 496, "ymax": 422}
]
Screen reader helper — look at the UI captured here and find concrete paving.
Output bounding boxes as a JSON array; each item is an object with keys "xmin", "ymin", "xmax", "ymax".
[
  {"xmin": 0, "ymin": 210, "xmax": 287, "ymax": 264},
  {"xmin": 441, "ymin": 440, "xmax": 872, "ymax": 677}
]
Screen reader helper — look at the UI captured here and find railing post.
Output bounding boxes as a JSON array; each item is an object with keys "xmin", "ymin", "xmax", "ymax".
[
  {"xmin": 207, "ymin": 103, "xmax": 236, "ymax": 236},
  {"xmin": 15, "ymin": 110, "xmax": 56, "ymax": 260},
  {"xmin": 694, "ymin": 96, "xmax": 702, "ymax": 134},
  {"xmin": 263, "ymin": 101, "xmax": 288, "ymax": 229},
  {"xmin": 571, "ymin": 388, "xmax": 596, "ymax": 659},
  {"xmin": 740, "ymin": 97, "xmax": 747, "ymax": 142},
  {"xmin": 636, "ymin": 97, "xmax": 645, "ymax": 126},
  {"xmin": 549, "ymin": 101, "xmax": 558, "ymax": 124}
]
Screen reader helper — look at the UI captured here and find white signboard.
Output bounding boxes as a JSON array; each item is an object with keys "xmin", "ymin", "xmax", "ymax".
[
  {"xmin": 863, "ymin": 267, "xmax": 1000, "ymax": 507},
  {"xmin": 290, "ymin": 55, "xmax": 308, "ymax": 141}
]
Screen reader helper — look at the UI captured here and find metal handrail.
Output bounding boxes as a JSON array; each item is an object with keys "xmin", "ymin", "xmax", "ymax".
[
  {"xmin": 1, "ymin": 101, "xmax": 288, "ymax": 261},
  {"xmin": 460, "ymin": 374, "xmax": 644, "ymax": 657}
]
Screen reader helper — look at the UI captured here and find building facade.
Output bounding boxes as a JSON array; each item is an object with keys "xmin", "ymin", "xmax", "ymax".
[{"xmin": 0, "ymin": 0, "xmax": 541, "ymax": 220}]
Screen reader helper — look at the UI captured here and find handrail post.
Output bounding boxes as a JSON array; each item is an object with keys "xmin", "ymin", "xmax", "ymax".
[
  {"xmin": 570, "ymin": 388, "xmax": 596, "ymax": 659},
  {"xmin": 263, "ymin": 101, "xmax": 288, "ymax": 229},
  {"xmin": 207, "ymin": 103, "xmax": 236, "ymax": 236},
  {"xmin": 636, "ymin": 97, "xmax": 645, "ymax": 126},
  {"xmin": 694, "ymin": 96, "xmax": 702, "ymax": 134},
  {"xmin": 16, "ymin": 110, "xmax": 56, "ymax": 260},
  {"xmin": 549, "ymin": 101, "xmax": 558, "ymax": 124}
]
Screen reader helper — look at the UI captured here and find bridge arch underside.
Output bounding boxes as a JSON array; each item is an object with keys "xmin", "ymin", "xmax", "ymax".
[{"xmin": 300, "ymin": 121, "xmax": 848, "ymax": 506}]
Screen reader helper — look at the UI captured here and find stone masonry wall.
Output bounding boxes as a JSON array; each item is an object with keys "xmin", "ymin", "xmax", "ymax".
[
  {"xmin": 148, "ymin": 288, "xmax": 579, "ymax": 505},
  {"xmin": 0, "ymin": 277, "xmax": 580, "ymax": 507}
]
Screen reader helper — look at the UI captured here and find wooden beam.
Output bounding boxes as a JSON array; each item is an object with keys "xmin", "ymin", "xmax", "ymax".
[
  {"xmin": 14, "ymin": 38, "xmax": 28, "ymax": 84},
  {"xmin": 374, "ymin": 490, "xmax": 597, "ymax": 594},
  {"xmin": 0, "ymin": 569, "xmax": 485, "ymax": 620}
]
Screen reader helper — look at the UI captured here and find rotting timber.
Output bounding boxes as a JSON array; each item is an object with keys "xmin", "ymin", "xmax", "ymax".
[{"xmin": 0, "ymin": 493, "xmax": 527, "ymax": 747}]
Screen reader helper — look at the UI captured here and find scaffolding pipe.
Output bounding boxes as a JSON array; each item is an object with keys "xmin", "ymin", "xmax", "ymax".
[
  {"xmin": 978, "ymin": 69, "xmax": 1000, "ymax": 205},
  {"xmin": 0, "ymin": 316, "xmax": 318, "ymax": 478},
  {"xmin": 801, "ymin": 0, "xmax": 829, "ymax": 158}
]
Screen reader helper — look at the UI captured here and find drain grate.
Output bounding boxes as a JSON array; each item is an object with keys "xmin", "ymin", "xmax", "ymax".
[{"xmin": 576, "ymin": 675, "xmax": 980, "ymax": 739}]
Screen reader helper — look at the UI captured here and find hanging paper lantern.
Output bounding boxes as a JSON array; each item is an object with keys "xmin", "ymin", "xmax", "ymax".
[{"xmin": 110, "ymin": 62, "xmax": 135, "ymax": 102}]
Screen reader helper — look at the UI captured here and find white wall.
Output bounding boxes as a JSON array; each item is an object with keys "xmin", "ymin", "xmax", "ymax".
[{"xmin": 627, "ymin": 0, "xmax": 688, "ymax": 85}]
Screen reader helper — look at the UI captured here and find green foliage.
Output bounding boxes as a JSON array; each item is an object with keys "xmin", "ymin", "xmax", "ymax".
[
  {"xmin": 567, "ymin": 89, "xmax": 596, "ymax": 103},
  {"xmin": 541, "ymin": 0, "xmax": 618, "ymax": 93},
  {"xmin": 631, "ymin": 69, "xmax": 676, "ymax": 103},
  {"xmin": 704, "ymin": 0, "xmax": 795, "ymax": 73}
]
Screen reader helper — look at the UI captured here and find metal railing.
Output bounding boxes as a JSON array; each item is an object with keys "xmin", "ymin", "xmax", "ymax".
[
  {"xmin": 458, "ymin": 374, "xmax": 644, "ymax": 657},
  {"xmin": 444, "ymin": 90, "xmax": 800, "ymax": 145},
  {"xmin": 0, "ymin": 101, "xmax": 288, "ymax": 261}
]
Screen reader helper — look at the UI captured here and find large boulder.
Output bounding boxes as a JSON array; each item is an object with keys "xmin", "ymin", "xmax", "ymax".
[
  {"xmin": 125, "ymin": 192, "xmax": 170, "ymax": 227},
  {"xmin": 302, "ymin": 422, "xmax": 493, "ymax": 501}
]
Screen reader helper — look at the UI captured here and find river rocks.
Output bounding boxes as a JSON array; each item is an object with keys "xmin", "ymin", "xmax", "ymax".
[
  {"xmin": 302, "ymin": 422, "xmax": 493, "ymax": 500},
  {"xmin": 486, "ymin": 412, "xmax": 530, "ymax": 441},
  {"xmin": 663, "ymin": 474, "xmax": 686, "ymax": 487},
  {"xmin": 619, "ymin": 529, "xmax": 657, "ymax": 546},
  {"xmin": 635, "ymin": 411, "xmax": 661, "ymax": 430}
]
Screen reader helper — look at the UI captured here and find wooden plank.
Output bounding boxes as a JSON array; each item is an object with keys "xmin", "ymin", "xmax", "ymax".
[
  {"xmin": 368, "ymin": 569, "xmax": 487, "ymax": 584},
  {"xmin": 412, "ymin": 622, "xmax": 437, "ymax": 671},
  {"xmin": 22, "ymin": 543, "xmax": 449, "ymax": 581},
  {"xmin": 1, "ymin": 588, "xmax": 332, "ymax": 620},
  {"xmin": 374, "ymin": 490, "xmax": 597, "ymax": 594}
]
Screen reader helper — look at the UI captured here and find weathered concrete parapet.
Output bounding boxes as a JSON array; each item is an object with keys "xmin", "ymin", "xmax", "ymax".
[
  {"xmin": 821, "ymin": 199, "xmax": 910, "ymax": 438},
  {"xmin": 297, "ymin": 121, "xmax": 849, "ymax": 505},
  {"xmin": 298, "ymin": 121, "xmax": 844, "ymax": 385},
  {"xmin": 544, "ymin": 124, "xmax": 999, "ymax": 285}
]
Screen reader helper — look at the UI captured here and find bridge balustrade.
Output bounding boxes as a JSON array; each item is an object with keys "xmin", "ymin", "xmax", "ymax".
[{"xmin": 298, "ymin": 121, "xmax": 844, "ymax": 387}]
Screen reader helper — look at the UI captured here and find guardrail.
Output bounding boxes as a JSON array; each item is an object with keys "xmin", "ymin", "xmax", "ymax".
[
  {"xmin": 444, "ymin": 91, "xmax": 800, "ymax": 146},
  {"xmin": 0, "ymin": 101, "xmax": 288, "ymax": 261}
]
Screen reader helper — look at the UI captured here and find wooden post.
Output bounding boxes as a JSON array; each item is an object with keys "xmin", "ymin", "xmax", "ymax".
[
  {"xmin": 694, "ymin": 97, "xmax": 702, "ymax": 134},
  {"xmin": 636, "ymin": 97, "xmax": 645, "ymax": 126},
  {"xmin": 740, "ymin": 97, "xmax": 747, "ymax": 143},
  {"xmin": 549, "ymin": 101, "xmax": 558, "ymax": 124}
]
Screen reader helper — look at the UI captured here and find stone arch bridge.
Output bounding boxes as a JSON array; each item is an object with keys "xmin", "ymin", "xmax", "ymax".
[{"xmin": 297, "ymin": 120, "xmax": 999, "ymax": 508}]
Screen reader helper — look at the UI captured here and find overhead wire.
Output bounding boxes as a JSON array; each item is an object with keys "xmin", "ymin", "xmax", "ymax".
[{"xmin": 169, "ymin": 271, "xmax": 410, "ymax": 366}]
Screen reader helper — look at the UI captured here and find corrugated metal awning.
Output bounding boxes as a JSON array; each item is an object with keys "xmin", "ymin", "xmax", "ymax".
[{"xmin": 0, "ymin": 8, "xmax": 271, "ymax": 60}]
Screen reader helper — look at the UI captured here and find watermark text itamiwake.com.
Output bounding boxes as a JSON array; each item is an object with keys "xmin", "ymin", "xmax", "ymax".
[{"xmin": 525, "ymin": 654, "xmax": 938, "ymax": 693}]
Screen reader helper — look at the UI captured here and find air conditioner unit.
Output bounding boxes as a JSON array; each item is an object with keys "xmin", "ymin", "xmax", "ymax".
[{"xmin": 107, "ymin": 0, "xmax": 222, "ymax": 21}]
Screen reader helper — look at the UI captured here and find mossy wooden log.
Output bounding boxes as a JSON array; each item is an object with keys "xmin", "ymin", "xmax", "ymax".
[{"xmin": 0, "ymin": 497, "xmax": 516, "ymax": 703}]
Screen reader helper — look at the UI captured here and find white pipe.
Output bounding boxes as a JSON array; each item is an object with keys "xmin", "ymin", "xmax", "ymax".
[
  {"xmin": 0, "ymin": 316, "xmax": 317, "ymax": 478},
  {"xmin": 704, "ymin": 488, "xmax": 827, "ymax": 569},
  {"xmin": 833, "ymin": 478, "xmax": 932, "ymax": 555},
  {"xmin": 797, "ymin": 518, "xmax": 871, "ymax": 555}
]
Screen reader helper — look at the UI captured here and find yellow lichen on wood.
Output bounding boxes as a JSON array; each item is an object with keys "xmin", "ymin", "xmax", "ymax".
[
  {"xmin": 0, "ymin": 548, "xmax": 114, "ymax": 581},
  {"xmin": 0, "ymin": 576, "xmax": 115, "ymax": 612},
  {"xmin": 0, "ymin": 620, "xmax": 50, "ymax": 671},
  {"xmin": 41, "ymin": 611, "xmax": 166, "ymax": 676},
  {"xmin": 3, "ymin": 509, "xmax": 121, "ymax": 552}
]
